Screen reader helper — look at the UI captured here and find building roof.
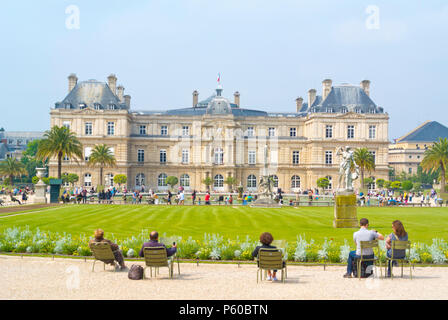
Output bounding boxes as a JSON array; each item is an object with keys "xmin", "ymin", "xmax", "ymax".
[
  {"xmin": 396, "ymin": 121, "xmax": 448, "ymax": 143},
  {"xmin": 305, "ymin": 84, "xmax": 382, "ymax": 114},
  {"xmin": 55, "ymin": 80, "xmax": 128, "ymax": 110}
]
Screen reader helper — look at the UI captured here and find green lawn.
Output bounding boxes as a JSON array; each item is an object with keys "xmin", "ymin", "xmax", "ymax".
[{"xmin": 1, "ymin": 204, "xmax": 447, "ymax": 244}]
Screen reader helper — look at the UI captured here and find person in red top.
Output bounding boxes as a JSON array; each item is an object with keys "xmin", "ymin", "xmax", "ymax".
[{"xmin": 205, "ymin": 192, "xmax": 211, "ymax": 205}]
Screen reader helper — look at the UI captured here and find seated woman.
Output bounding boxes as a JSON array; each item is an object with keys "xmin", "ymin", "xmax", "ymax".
[
  {"xmin": 89, "ymin": 229, "xmax": 127, "ymax": 271},
  {"xmin": 252, "ymin": 232, "xmax": 282, "ymax": 281},
  {"xmin": 385, "ymin": 220, "xmax": 408, "ymax": 277}
]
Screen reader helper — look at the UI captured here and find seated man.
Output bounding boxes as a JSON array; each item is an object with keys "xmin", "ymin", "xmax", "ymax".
[
  {"xmin": 139, "ymin": 231, "xmax": 177, "ymax": 258},
  {"xmin": 344, "ymin": 218, "xmax": 384, "ymax": 278},
  {"xmin": 88, "ymin": 229, "xmax": 127, "ymax": 271}
]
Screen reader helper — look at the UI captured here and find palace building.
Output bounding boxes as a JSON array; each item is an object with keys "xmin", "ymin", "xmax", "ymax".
[{"xmin": 49, "ymin": 74, "xmax": 389, "ymax": 192}]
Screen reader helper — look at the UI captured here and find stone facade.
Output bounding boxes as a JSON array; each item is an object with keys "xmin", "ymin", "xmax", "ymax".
[{"xmin": 49, "ymin": 75, "xmax": 389, "ymax": 192}]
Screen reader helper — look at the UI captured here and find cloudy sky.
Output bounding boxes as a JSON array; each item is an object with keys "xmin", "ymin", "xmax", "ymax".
[{"xmin": 0, "ymin": 0, "xmax": 447, "ymax": 139}]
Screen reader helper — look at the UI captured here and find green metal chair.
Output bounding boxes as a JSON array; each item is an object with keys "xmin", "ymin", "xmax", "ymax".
[
  {"xmin": 385, "ymin": 240, "xmax": 412, "ymax": 279},
  {"xmin": 143, "ymin": 247, "xmax": 180, "ymax": 279},
  {"xmin": 256, "ymin": 248, "xmax": 287, "ymax": 283},
  {"xmin": 90, "ymin": 242, "xmax": 117, "ymax": 272},
  {"xmin": 357, "ymin": 240, "xmax": 382, "ymax": 279}
]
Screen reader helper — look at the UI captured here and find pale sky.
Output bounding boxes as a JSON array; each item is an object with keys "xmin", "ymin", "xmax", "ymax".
[{"xmin": 0, "ymin": 0, "xmax": 447, "ymax": 139}]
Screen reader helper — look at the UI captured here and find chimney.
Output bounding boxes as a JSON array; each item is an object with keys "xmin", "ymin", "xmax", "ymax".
[
  {"xmin": 192, "ymin": 90, "xmax": 199, "ymax": 107},
  {"xmin": 68, "ymin": 73, "xmax": 78, "ymax": 92},
  {"xmin": 107, "ymin": 74, "xmax": 117, "ymax": 95},
  {"xmin": 361, "ymin": 80, "xmax": 370, "ymax": 96},
  {"xmin": 117, "ymin": 85, "xmax": 124, "ymax": 102},
  {"xmin": 124, "ymin": 95, "xmax": 131, "ymax": 109},
  {"xmin": 308, "ymin": 89, "xmax": 316, "ymax": 108},
  {"xmin": 234, "ymin": 91, "xmax": 240, "ymax": 107},
  {"xmin": 322, "ymin": 79, "xmax": 332, "ymax": 100},
  {"xmin": 296, "ymin": 97, "xmax": 303, "ymax": 112}
]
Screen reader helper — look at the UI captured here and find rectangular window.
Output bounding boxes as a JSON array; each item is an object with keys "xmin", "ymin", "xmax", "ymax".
[
  {"xmin": 248, "ymin": 150, "xmax": 256, "ymax": 164},
  {"xmin": 369, "ymin": 125, "xmax": 376, "ymax": 139},
  {"xmin": 369, "ymin": 151, "xmax": 376, "ymax": 164},
  {"xmin": 347, "ymin": 125, "xmax": 354, "ymax": 139},
  {"xmin": 182, "ymin": 125, "xmax": 189, "ymax": 136},
  {"xmin": 137, "ymin": 149, "xmax": 145, "ymax": 163},
  {"xmin": 160, "ymin": 149, "xmax": 167, "ymax": 163},
  {"xmin": 292, "ymin": 151, "xmax": 300, "ymax": 164},
  {"xmin": 325, "ymin": 151, "xmax": 333, "ymax": 165},
  {"xmin": 247, "ymin": 127, "xmax": 254, "ymax": 137},
  {"xmin": 107, "ymin": 122, "xmax": 115, "ymax": 136},
  {"xmin": 84, "ymin": 147, "xmax": 92, "ymax": 161},
  {"xmin": 63, "ymin": 155, "xmax": 69, "ymax": 161},
  {"xmin": 409, "ymin": 167, "xmax": 412, "ymax": 174},
  {"xmin": 63, "ymin": 121, "xmax": 70, "ymax": 129},
  {"xmin": 325, "ymin": 125, "xmax": 333, "ymax": 138},
  {"xmin": 290, "ymin": 128, "xmax": 296, "ymax": 137},
  {"xmin": 214, "ymin": 148, "xmax": 224, "ymax": 165},
  {"xmin": 161, "ymin": 125, "xmax": 168, "ymax": 136},
  {"xmin": 85, "ymin": 122, "xmax": 92, "ymax": 135},
  {"xmin": 268, "ymin": 127, "xmax": 275, "ymax": 137},
  {"xmin": 139, "ymin": 125, "xmax": 147, "ymax": 135},
  {"xmin": 182, "ymin": 149, "xmax": 189, "ymax": 164}
]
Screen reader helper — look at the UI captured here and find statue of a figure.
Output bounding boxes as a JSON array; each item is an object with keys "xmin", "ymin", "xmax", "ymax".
[
  {"xmin": 336, "ymin": 146, "xmax": 359, "ymax": 191},
  {"xmin": 258, "ymin": 175, "xmax": 274, "ymax": 199}
]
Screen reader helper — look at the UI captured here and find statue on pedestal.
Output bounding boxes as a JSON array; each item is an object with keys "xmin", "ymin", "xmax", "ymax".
[{"xmin": 336, "ymin": 146, "xmax": 360, "ymax": 192}]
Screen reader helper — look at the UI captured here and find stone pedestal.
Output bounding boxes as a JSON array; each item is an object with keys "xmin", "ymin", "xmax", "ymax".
[
  {"xmin": 34, "ymin": 183, "xmax": 47, "ymax": 204},
  {"xmin": 251, "ymin": 197, "xmax": 282, "ymax": 208},
  {"xmin": 333, "ymin": 191, "xmax": 358, "ymax": 228}
]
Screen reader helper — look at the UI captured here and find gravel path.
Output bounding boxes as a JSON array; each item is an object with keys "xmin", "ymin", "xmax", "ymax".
[{"xmin": 1, "ymin": 255, "xmax": 446, "ymax": 300}]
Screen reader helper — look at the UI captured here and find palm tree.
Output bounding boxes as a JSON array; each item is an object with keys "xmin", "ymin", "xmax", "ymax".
[
  {"xmin": 421, "ymin": 137, "xmax": 448, "ymax": 193},
  {"xmin": 354, "ymin": 148, "xmax": 375, "ymax": 189},
  {"xmin": 88, "ymin": 144, "xmax": 116, "ymax": 187},
  {"xmin": 37, "ymin": 126, "xmax": 83, "ymax": 179},
  {"xmin": 0, "ymin": 158, "xmax": 27, "ymax": 185}
]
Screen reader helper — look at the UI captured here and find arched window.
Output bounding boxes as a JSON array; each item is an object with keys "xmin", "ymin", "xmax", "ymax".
[
  {"xmin": 291, "ymin": 175, "xmax": 301, "ymax": 189},
  {"xmin": 214, "ymin": 174, "xmax": 224, "ymax": 188},
  {"xmin": 247, "ymin": 174, "xmax": 257, "ymax": 188},
  {"xmin": 84, "ymin": 173, "xmax": 92, "ymax": 187},
  {"xmin": 105, "ymin": 173, "xmax": 114, "ymax": 186},
  {"xmin": 271, "ymin": 175, "xmax": 279, "ymax": 188},
  {"xmin": 158, "ymin": 173, "xmax": 167, "ymax": 187},
  {"xmin": 180, "ymin": 174, "xmax": 190, "ymax": 187},
  {"xmin": 135, "ymin": 173, "xmax": 145, "ymax": 187},
  {"xmin": 326, "ymin": 176, "xmax": 332, "ymax": 190}
]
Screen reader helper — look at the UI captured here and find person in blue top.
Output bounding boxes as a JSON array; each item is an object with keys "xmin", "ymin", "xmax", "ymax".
[{"xmin": 385, "ymin": 220, "xmax": 409, "ymax": 277}]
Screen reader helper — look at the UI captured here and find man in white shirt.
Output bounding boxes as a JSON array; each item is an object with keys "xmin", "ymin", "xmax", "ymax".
[{"xmin": 343, "ymin": 218, "xmax": 384, "ymax": 278}]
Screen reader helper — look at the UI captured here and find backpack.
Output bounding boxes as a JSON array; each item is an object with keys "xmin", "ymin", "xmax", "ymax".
[{"xmin": 128, "ymin": 264, "xmax": 144, "ymax": 280}]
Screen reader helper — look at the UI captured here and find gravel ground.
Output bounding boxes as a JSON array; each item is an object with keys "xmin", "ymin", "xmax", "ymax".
[{"xmin": 1, "ymin": 255, "xmax": 446, "ymax": 300}]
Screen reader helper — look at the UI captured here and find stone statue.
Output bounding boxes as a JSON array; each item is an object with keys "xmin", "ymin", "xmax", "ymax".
[
  {"xmin": 336, "ymin": 146, "xmax": 359, "ymax": 191},
  {"xmin": 258, "ymin": 175, "xmax": 274, "ymax": 199}
]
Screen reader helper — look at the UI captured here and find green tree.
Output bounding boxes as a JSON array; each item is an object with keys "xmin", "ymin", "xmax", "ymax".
[
  {"xmin": 402, "ymin": 180, "xmax": 413, "ymax": 191},
  {"xmin": 363, "ymin": 177, "xmax": 374, "ymax": 189},
  {"xmin": 413, "ymin": 182, "xmax": 422, "ymax": 192},
  {"xmin": 354, "ymin": 148, "xmax": 375, "ymax": 189},
  {"xmin": 88, "ymin": 144, "xmax": 116, "ymax": 188},
  {"xmin": 0, "ymin": 158, "xmax": 27, "ymax": 185},
  {"xmin": 202, "ymin": 177, "xmax": 213, "ymax": 191},
  {"xmin": 384, "ymin": 180, "xmax": 391, "ymax": 189},
  {"xmin": 113, "ymin": 174, "xmax": 127, "ymax": 187},
  {"xmin": 166, "ymin": 176, "xmax": 178, "ymax": 189},
  {"xmin": 390, "ymin": 181, "xmax": 402, "ymax": 190},
  {"xmin": 421, "ymin": 137, "xmax": 448, "ymax": 193},
  {"xmin": 62, "ymin": 173, "xmax": 79, "ymax": 187},
  {"xmin": 224, "ymin": 176, "xmax": 237, "ymax": 191},
  {"xmin": 37, "ymin": 126, "xmax": 83, "ymax": 179},
  {"xmin": 21, "ymin": 140, "xmax": 47, "ymax": 180},
  {"xmin": 376, "ymin": 178, "xmax": 385, "ymax": 189},
  {"xmin": 316, "ymin": 177, "xmax": 330, "ymax": 190}
]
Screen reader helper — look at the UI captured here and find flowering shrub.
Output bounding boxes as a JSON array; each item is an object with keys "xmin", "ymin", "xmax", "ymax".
[{"xmin": 0, "ymin": 226, "xmax": 447, "ymax": 264}]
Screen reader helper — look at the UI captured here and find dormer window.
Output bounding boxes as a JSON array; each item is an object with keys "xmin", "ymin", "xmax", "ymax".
[
  {"xmin": 369, "ymin": 108, "xmax": 376, "ymax": 114},
  {"xmin": 341, "ymin": 107, "xmax": 348, "ymax": 114},
  {"xmin": 79, "ymin": 103, "xmax": 87, "ymax": 109},
  {"xmin": 326, "ymin": 107, "xmax": 334, "ymax": 113},
  {"xmin": 64, "ymin": 103, "xmax": 71, "ymax": 109},
  {"xmin": 94, "ymin": 104, "xmax": 101, "ymax": 110},
  {"xmin": 108, "ymin": 104, "xmax": 116, "ymax": 110},
  {"xmin": 355, "ymin": 108, "xmax": 361, "ymax": 113}
]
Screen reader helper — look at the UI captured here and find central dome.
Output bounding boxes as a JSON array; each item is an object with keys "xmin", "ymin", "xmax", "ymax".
[{"xmin": 205, "ymin": 86, "xmax": 232, "ymax": 115}]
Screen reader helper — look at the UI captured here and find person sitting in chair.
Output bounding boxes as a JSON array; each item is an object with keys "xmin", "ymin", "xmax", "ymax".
[
  {"xmin": 252, "ymin": 232, "xmax": 283, "ymax": 281},
  {"xmin": 139, "ymin": 231, "xmax": 177, "ymax": 258},
  {"xmin": 89, "ymin": 229, "xmax": 127, "ymax": 271},
  {"xmin": 343, "ymin": 218, "xmax": 384, "ymax": 278},
  {"xmin": 385, "ymin": 220, "xmax": 409, "ymax": 277}
]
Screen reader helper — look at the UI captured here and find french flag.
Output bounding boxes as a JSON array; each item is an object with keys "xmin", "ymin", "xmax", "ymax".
[{"xmin": 217, "ymin": 73, "xmax": 221, "ymax": 83}]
